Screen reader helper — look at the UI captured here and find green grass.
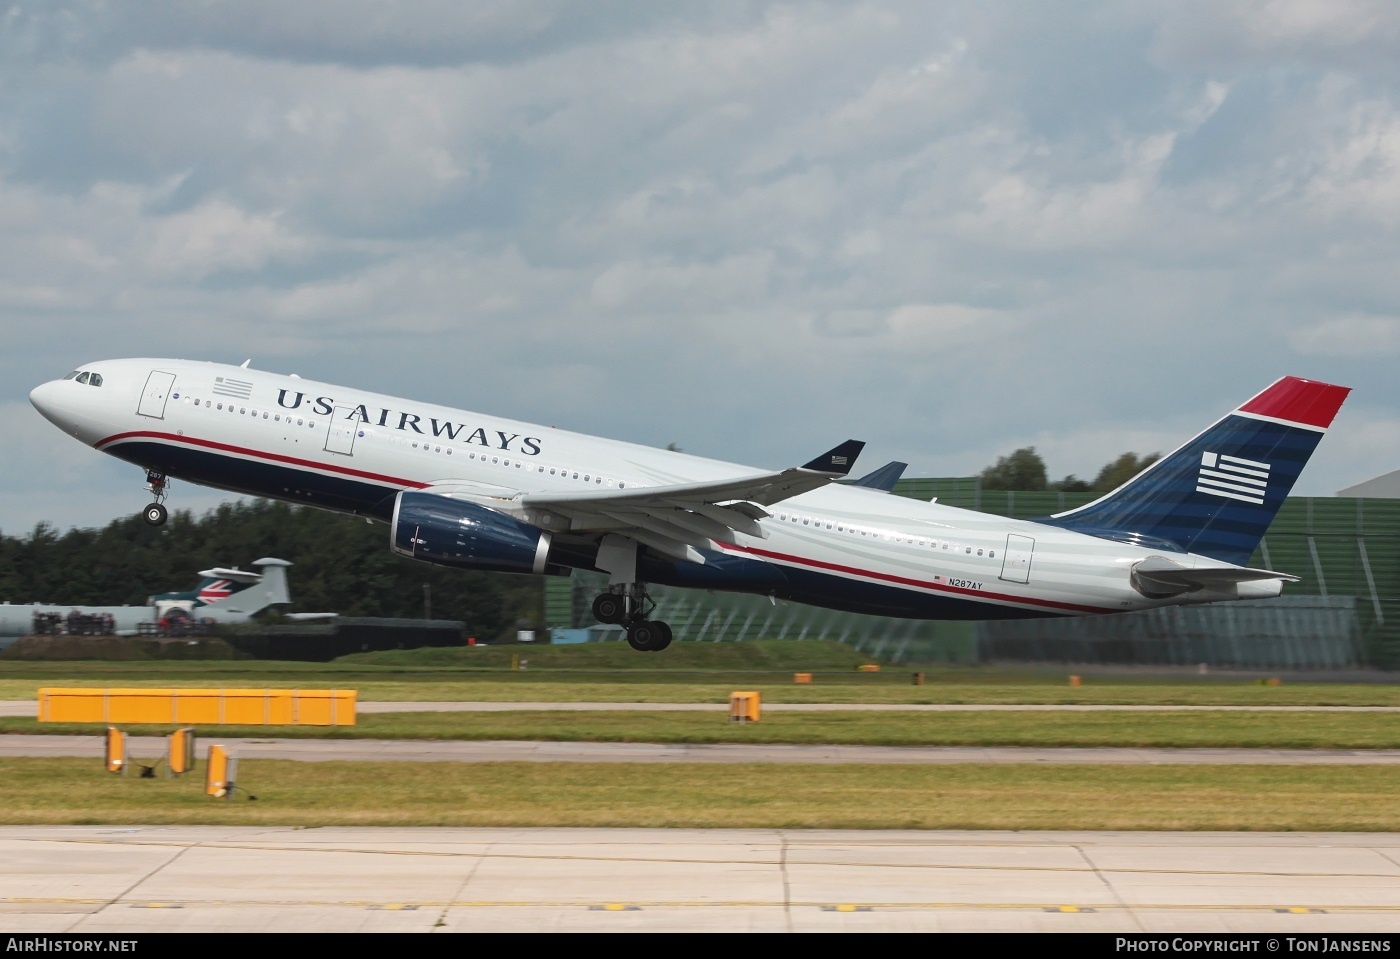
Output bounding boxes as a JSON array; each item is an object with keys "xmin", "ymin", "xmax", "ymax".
[
  {"xmin": 9, "ymin": 708, "xmax": 1400, "ymax": 748},
  {"xmin": 3, "ymin": 642, "xmax": 1400, "ymax": 705},
  {"xmin": 2, "ymin": 758, "xmax": 1398, "ymax": 830}
]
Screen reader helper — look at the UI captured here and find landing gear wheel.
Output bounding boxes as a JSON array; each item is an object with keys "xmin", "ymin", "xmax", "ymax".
[
  {"xmin": 592, "ymin": 593, "xmax": 626, "ymax": 625},
  {"xmin": 651, "ymin": 621, "xmax": 673, "ymax": 652},
  {"xmin": 143, "ymin": 503, "xmax": 168, "ymax": 527},
  {"xmin": 626, "ymin": 620, "xmax": 659, "ymax": 652}
]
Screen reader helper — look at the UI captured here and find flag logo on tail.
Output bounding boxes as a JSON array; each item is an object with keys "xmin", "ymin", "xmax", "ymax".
[
  {"xmin": 198, "ymin": 580, "xmax": 235, "ymax": 604},
  {"xmin": 1197, "ymin": 452, "xmax": 1270, "ymax": 505}
]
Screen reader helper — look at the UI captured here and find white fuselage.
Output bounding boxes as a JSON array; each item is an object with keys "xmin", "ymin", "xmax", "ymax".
[{"xmin": 29, "ymin": 358, "xmax": 1283, "ymax": 622}]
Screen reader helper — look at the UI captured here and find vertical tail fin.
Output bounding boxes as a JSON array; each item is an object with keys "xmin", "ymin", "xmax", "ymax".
[
  {"xmin": 247, "ymin": 558, "xmax": 292, "ymax": 612},
  {"xmin": 1042, "ymin": 376, "xmax": 1350, "ymax": 565}
]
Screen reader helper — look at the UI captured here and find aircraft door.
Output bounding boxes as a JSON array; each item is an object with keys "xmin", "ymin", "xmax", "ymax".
[
  {"xmin": 999, "ymin": 533, "xmax": 1035, "ymax": 584},
  {"xmin": 137, "ymin": 371, "xmax": 177, "ymax": 419},
  {"xmin": 324, "ymin": 407, "xmax": 359, "ymax": 456}
]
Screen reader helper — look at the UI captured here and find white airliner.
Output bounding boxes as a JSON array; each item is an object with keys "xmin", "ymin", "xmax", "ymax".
[{"xmin": 29, "ymin": 359, "xmax": 1350, "ymax": 651}]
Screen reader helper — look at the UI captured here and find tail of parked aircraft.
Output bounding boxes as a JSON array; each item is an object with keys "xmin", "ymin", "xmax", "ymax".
[
  {"xmin": 1043, "ymin": 376, "xmax": 1351, "ymax": 566},
  {"xmin": 149, "ymin": 557, "xmax": 292, "ymax": 614}
]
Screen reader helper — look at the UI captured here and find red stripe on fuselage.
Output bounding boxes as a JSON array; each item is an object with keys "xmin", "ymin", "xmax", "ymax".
[
  {"xmin": 716, "ymin": 542, "xmax": 1111, "ymax": 614},
  {"xmin": 96, "ymin": 431, "xmax": 428, "ymax": 490}
]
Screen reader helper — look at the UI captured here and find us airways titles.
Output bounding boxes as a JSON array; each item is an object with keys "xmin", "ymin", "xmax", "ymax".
[{"xmin": 275, "ymin": 389, "xmax": 544, "ymax": 456}]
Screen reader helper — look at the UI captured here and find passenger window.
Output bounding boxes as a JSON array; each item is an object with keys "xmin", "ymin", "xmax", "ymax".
[
  {"xmin": 594, "ymin": 476, "xmax": 601, "ymax": 483},
  {"xmin": 262, "ymin": 412, "xmax": 268, "ymax": 419},
  {"xmin": 989, "ymin": 551, "xmax": 996, "ymax": 558}
]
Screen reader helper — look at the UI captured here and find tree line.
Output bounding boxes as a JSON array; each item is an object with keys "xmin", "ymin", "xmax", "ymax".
[
  {"xmin": 0, "ymin": 501, "xmax": 543, "ymax": 641},
  {"xmin": 978, "ymin": 448, "xmax": 1161, "ymax": 493}
]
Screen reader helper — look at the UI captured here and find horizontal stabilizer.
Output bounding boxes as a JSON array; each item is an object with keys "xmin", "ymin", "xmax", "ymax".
[
  {"xmin": 196, "ymin": 567, "xmax": 262, "ymax": 584},
  {"xmin": 1131, "ymin": 556, "xmax": 1298, "ymax": 598}
]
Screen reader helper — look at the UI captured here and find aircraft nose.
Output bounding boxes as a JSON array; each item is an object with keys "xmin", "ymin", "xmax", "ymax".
[{"xmin": 29, "ymin": 380, "xmax": 64, "ymax": 423}]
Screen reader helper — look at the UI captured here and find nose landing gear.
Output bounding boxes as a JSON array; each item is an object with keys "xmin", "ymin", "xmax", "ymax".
[{"xmin": 143, "ymin": 471, "xmax": 170, "ymax": 526}]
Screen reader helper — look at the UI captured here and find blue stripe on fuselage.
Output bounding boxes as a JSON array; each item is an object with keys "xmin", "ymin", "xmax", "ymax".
[{"xmin": 103, "ymin": 439, "xmax": 401, "ymax": 519}]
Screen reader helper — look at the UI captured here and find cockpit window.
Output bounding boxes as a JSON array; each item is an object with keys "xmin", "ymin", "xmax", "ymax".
[
  {"xmin": 63, "ymin": 371, "xmax": 81, "ymax": 380},
  {"xmin": 75, "ymin": 372, "xmax": 90, "ymax": 384},
  {"xmin": 89, "ymin": 374, "xmax": 102, "ymax": 387}
]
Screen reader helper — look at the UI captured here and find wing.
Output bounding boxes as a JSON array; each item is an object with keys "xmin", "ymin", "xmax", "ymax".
[{"xmin": 516, "ymin": 440, "xmax": 865, "ymax": 562}]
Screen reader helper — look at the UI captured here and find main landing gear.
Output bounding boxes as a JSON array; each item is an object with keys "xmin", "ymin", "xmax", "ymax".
[
  {"xmin": 592, "ymin": 586, "xmax": 673, "ymax": 652},
  {"xmin": 142, "ymin": 470, "xmax": 169, "ymax": 526}
]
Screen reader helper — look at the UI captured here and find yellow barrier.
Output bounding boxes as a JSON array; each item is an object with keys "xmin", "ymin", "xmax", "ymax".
[
  {"xmin": 729, "ymin": 691, "xmax": 761, "ymax": 723},
  {"xmin": 793, "ymin": 672, "xmax": 812, "ymax": 684},
  {"xmin": 38, "ymin": 688, "xmax": 357, "ymax": 726},
  {"xmin": 857, "ymin": 664, "xmax": 880, "ymax": 672}
]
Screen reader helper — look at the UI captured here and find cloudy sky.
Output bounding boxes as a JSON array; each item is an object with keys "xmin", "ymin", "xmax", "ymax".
[{"xmin": 2, "ymin": 0, "xmax": 1398, "ymax": 536}]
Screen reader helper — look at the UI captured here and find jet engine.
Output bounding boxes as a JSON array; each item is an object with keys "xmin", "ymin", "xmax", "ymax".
[{"xmin": 391, "ymin": 491, "xmax": 556, "ymax": 575}]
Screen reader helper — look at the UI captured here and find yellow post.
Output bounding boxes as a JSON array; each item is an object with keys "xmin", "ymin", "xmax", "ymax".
[
  {"xmin": 912, "ymin": 672, "xmax": 925, "ymax": 686},
  {"xmin": 168, "ymin": 728, "xmax": 196, "ymax": 777},
  {"xmin": 729, "ymin": 691, "xmax": 761, "ymax": 723},
  {"xmin": 104, "ymin": 727, "xmax": 126, "ymax": 776},
  {"xmin": 205, "ymin": 745, "xmax": 234, "ymax": 799},
  {"xmin": 1069, "ymin": 675, "xmax": 1082, "ymax": 687}
]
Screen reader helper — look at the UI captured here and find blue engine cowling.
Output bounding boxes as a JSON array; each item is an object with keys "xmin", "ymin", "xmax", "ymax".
[{"xmin": 391, "ymin": 491, "xmax": 555, "ymax": 574}]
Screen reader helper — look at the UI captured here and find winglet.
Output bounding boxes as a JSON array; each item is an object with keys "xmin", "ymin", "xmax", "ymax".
[
  {"xmin": 850, "ymin": 461, "xmax": 908, "ymax": 492},
  {"xmin": 801, "ymin": 440, "xmax": 865, "ymax": 476}
]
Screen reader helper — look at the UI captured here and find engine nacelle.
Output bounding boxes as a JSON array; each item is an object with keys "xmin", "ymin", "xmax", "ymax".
[{"xmin": 391, "ymin": 491, "xmax": 554, "ymax": 574}]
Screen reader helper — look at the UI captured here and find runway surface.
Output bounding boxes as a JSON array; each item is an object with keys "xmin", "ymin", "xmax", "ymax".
[{"xmin": 3, "ymin": 826, "xmax": 1398, "ymax": 933}]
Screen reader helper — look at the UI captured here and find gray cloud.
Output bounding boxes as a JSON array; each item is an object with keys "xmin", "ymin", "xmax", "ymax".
[{"xmin": 2, "ymin": 1, "xmax": 1396, "ymax": 535}]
